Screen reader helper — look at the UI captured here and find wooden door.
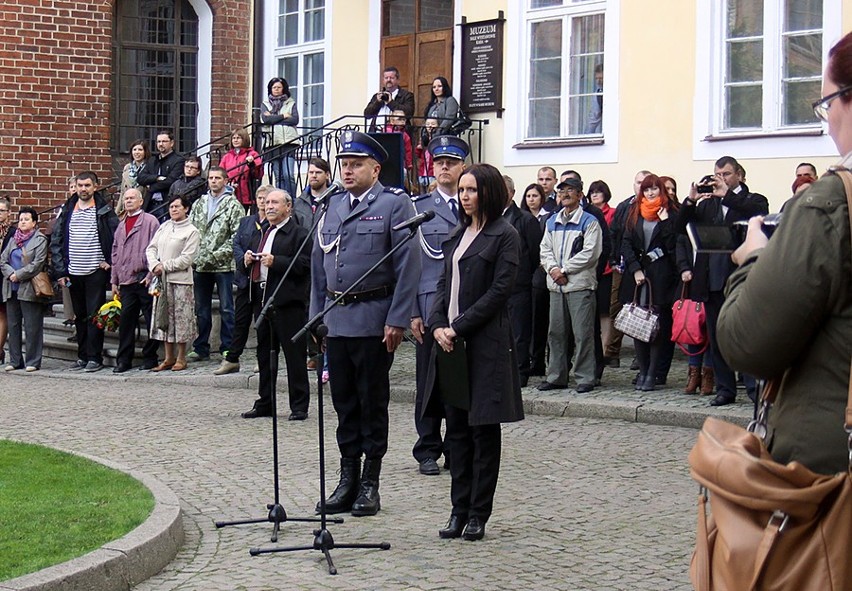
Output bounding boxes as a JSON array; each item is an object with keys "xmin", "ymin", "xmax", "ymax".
[{"xmin": 415, "ymin": 29, "xmax": 453, "ymax": 119}]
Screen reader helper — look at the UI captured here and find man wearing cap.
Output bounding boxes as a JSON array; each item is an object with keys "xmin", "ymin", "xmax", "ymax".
[
  {"xmin": 538, "ymin": 178, "xmax": 602, "ymax": 393},
  {"xmin": 310, "ymin": 131, "xmax": 420, "ymax": 516},
  {"xmin": 409, "ymin": 135, "xmax": 468, "ymax": 477}
]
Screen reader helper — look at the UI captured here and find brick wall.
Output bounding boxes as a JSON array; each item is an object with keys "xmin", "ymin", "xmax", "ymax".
[{"xmin": 0, "ymin": 0, "xmax": 252, "ymax": 216}]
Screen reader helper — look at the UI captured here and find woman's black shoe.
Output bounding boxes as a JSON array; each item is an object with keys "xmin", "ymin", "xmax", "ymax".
[{"xmin": 438, "ymin": 515, "xmax": 466, "ymax": 539}]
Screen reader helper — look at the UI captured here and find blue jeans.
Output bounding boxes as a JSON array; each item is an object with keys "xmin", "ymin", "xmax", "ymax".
[
  {"xmin": 192, "ymin": 271, "xmax": 234, "ymax": 357},
  {"xmin": 271, "ymin": 150, "xmax": 296, "ymax": 198}
]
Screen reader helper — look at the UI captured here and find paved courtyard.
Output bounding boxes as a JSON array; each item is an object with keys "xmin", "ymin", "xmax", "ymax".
[{"xmin": 0, "ymin": 351, "xmax": 702, "ymax": 591}]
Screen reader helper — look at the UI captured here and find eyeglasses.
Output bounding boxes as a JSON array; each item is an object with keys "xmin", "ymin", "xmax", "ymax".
[{"xmin": 812, "ymin": 86, "xmax": 852, "ymax": 122}]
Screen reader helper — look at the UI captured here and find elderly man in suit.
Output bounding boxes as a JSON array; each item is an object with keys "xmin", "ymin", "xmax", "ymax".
[
  {"xmin": 409, "ymin": 135, "xmax": 469, "ymax": 476},
  {"xmin": 310, "ymin": 131, "xmax": 420, "ymax": 517},
  {"xmin": 241, "ymin": 189, "xmax": 312, "ymax": 419}
]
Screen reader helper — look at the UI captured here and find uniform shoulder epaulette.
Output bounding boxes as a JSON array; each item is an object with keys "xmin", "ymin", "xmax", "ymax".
[
  {"xmin": 384, "ymin": 186, "xmax": 409, "ymax": 197},
  {"xmin": 411, "ymin": 193, "xmax": 430, "ymax": 203}
]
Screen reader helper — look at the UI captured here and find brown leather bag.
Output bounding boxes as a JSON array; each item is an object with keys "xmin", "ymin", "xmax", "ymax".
[{"xmin": 688, "ymin": 169, "xmax": 852, "ymax": 591}]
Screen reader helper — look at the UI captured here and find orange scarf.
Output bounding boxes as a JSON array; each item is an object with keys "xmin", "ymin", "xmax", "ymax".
[{"xmin": 639, "ymin": 197, "xmax": 661, "ymax": 222}]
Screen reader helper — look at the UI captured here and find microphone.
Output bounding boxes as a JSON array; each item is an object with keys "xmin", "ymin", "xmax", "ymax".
[
  {"xmin": 314, "ymin": 179, "xmax": 346, "ymax": 204},
  {"xmin": 393, "ymin": 210, "xmax": 435, "ymax": 231}
]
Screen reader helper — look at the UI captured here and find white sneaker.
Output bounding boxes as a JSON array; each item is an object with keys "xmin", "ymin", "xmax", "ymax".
[
  {"xmin": 4, "ymin": 364, "xmax": 16, "ymax": 372},
  {"xmin": 213, "ymin": 360, "xmax": 240, "ymax": 376},
  {"xmin": 25, "ymin": 366, "xmax": 38, "ymax": 372}
]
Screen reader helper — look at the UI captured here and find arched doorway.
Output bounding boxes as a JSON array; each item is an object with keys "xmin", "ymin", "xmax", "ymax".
[{"xmin": 111, "ymin": 0, "xmax": 204, "ymax": 161}]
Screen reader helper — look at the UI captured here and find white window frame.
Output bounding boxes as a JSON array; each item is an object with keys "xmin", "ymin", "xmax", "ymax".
[
  {"xmin": 505, "ymin": 0, "xmax": 620, "ymax": 167},
  {"xmin": 693, "ymin": 0, "xmax": 841, "ymax": 160},
  {"xmin": 262, "ymin": 0, "xmax": 332, "ymax": 132}
]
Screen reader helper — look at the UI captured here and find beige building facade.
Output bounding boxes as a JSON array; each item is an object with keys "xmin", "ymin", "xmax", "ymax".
[{"xmin": 263, "ymin": 0, "xmax": 849, "ymax": 209}]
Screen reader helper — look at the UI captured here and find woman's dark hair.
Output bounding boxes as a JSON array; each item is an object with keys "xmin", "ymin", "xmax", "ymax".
[
  {"xmin": 520, "ymin": 183, "xmax": 546, "ymax": 213},
  {"xmin": 129, "ymin": 139, "xmax": 150, "ymax": 160},
  {"xmin": 430, "ymin": 76, "xmax": 452, "ymax": 100},
  {"xmin": 169, "ymin": 194, "xmax": 192, "ymax": 212},
  {"xmin": 458, "ymin": 163, "xmax": 508, "ymax": 228},
  {"xmin": 18, "ymin": 206, "xmax": 37, "ymax": 223},
  {"xmin": 587, "ymin": 180, "xmax": 612, "ymax": 204},
  {"xmin": 659, "ymin": 176, "xmax": 677, "ymax": 196},
  {"xmin": 267, "ymin": 77, "xmax": 291, "ymax": 98},
  {"xmin": 828, "ymin": 32, "xmax": 852, "ymax": 104}
]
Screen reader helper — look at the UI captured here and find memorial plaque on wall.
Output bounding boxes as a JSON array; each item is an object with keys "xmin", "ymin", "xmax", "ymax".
[{"xmin": 460, "ymin": 17, "xmax": 504, "ymax": 114}]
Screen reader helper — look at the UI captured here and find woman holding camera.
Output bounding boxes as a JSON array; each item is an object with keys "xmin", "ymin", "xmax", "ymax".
[
  {"xmin": 425, "ymin": 163, "xmax": 524, "ymax": 541},
  {"xmin": 619, "ymin": 174, "xmax": 678, "ymax": 392},
  {"xmin": 717, "ymin": 32, "xmax": 852, "ymax": 475}
]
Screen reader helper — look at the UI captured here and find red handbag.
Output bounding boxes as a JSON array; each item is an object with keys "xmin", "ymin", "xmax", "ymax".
[{"xmin": 671, "ymin": 285, "xmax": 706, "ymax": 354}]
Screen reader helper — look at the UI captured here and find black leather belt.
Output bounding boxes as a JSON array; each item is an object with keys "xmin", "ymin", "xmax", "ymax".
[
  {"xmin": 254, "ymin": 281, "xmax": 266, "ymax": 290},
  {"xmin": 327, "ymin": 285, "xmax": 392, "ymax": 305}
]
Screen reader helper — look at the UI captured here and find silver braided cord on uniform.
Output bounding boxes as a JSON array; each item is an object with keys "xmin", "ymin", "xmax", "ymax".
[
  {"xmin": 316, "ymin": 210, "xmax": 340, "ymax": 254},
  {"xmin": 413, "ymin": 202, "xmax": 444, "ymax": 260}
]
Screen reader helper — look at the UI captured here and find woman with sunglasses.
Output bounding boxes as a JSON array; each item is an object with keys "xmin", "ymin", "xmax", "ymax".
[{"xmin": 717, "ymin": 31, "xmax": 852, "ymax": 476}]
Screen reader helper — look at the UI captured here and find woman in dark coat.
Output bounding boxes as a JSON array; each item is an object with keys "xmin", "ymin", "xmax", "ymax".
[
  {"xmin": 425, "ymin": 162, "xmax": 524, "ymax": 542},
  {"xmin": 619, "ymin": 173, "xmax": 678, "ymax": 391}
]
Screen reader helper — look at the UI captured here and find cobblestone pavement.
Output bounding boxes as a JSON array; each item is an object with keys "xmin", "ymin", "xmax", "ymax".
[{"xmin": 0, "ymin": 344, "xmax": 703, "ymax": 591}]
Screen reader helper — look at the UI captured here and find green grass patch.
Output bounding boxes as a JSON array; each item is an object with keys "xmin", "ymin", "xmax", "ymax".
[{"xmin": 0, "ymin": 440, "xmax": 154, "ymax": 582}]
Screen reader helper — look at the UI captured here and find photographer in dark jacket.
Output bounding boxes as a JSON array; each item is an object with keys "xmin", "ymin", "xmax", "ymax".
[
  {"xmin": 50, "ymin": 171, "xmax": 119, "ymax": 372},
  {"xmin": 675, "ymin": 155, "xmax": 769, "ymax": 406},
  {"xmin": 138, "ymin": 130, "xmax": 184, "ymax": 214}
]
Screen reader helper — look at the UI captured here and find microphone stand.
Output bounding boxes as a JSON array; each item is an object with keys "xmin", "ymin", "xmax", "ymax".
[
  {"xmin": 251, "ymin": 202, "xmax": 424, "ymax": 574},
  {"xmin": 215, "ymin": 196, "xmax": 342, "ymax": 542}
]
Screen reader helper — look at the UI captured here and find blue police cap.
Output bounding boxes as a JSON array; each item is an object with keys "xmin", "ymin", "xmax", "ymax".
[
  {"xmin": 427, "ymin": 135, "xmax": 470, "ymax": 161},
  {"xmin": 337, "ymin": 131, "xmax": 388, "ymax": 163}
]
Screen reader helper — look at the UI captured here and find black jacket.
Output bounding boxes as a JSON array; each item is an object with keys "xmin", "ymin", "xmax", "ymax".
[
  {"xmin": 50, "ymin": 192, "xmax": 119, "ymax": 279},
  {"xmin": 502, "ymin": 203, "xmax": 542, "ymax": 293},
  {"xmin": 619, "ymin": 217, "xmax": 679, "ymax": 310},
  {"xmin": 249, "ymin": 219, "xmax": 310, "ymax": 308},
  {"xmin": 675, "ymin": 182, "xmax": 769, "ymax": 296},
  {"xmin": 138, "ymin": 151, "xmax": 185, "ymax": 211},
  {"xmin": 364, "ymin": 87, "xmax": 416, "ymax": 121}
]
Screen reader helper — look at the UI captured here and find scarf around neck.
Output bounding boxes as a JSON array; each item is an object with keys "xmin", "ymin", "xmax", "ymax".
[
  {"xmin": 14, "ymin": 227, "xmax": 35, "ymax": 248},
  {"xmin": 639, "ymin": 197, "xmax": 661, "ymax": 222},
  {"xmin": 267, "ymin": 94, "xmax": 286, "ymax": 114}
]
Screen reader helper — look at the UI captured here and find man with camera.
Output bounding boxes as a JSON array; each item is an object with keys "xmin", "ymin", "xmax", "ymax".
[
  {"xmin": 676, "ymin": 155, "xmax": 768, "ymax": 406},
  {"xmin": 364, "ymin": 66, "xmax": 415, "ymax": 132},
  {"xmin": 241, "ymin": 189, "xmax": 311, "ymax": 420}
]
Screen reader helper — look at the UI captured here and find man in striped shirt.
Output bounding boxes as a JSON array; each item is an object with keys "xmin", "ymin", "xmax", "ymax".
[{"xmin": 51, "ymin": 171, "xmax": 119, "ymax": 372}]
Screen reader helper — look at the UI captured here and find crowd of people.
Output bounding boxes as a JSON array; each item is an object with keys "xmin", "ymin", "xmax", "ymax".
[{"xmin": 2, "ymin": 54, "xmax": 848, "ymax": 542}]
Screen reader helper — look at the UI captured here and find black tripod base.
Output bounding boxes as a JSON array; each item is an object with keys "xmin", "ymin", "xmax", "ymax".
[
  {"xmin": 214, "ymin": 503, "xmax": 341, "ymax": 543},
  {"xmin": 249, "ymin": 528, "xmax": 391, "ymax": 575}
]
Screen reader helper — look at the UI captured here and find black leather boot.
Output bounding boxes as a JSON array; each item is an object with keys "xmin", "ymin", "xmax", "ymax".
[
  {"xmin": 316, "ymin": 457, "xmax": 360, "ymax": 514},
  {"xmin": 351, "ymin": 458, "xmax": 381, "ymax": 516}
]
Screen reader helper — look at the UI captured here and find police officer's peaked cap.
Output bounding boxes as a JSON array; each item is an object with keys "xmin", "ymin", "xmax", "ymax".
[
  {"xmin": 427, "ymin": 135, "xmax": 470, "ymax": 161},
  {"xmin": 337, "ymin": 131, "xmax": 388, "ymax": 163}
]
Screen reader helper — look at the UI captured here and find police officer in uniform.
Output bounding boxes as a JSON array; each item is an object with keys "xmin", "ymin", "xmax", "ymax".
[
  {"xmin": 409, "ymin": 135, "xmax": 469, "ymax": 476},
  {"xmin": 310, "ymin": 131, "xmax": 420, "ymax": 516}
]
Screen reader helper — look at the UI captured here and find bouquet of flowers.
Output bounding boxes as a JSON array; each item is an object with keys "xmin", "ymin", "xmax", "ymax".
[{"xmin": 93, "ymin": 295, "xmax": 121, "ymax": 332}]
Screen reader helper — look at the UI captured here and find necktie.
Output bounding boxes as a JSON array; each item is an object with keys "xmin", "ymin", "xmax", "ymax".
[
  {"xmin": 449, "ymin": 198, "xmax": 458, "ymax": 222},
  {"xmin": 351, "ymin": 198, "xmax": 360, "ymax": 212},
  {"xmin": 251, "ymin": 226, "xmax": 273, "ymax": 283}
]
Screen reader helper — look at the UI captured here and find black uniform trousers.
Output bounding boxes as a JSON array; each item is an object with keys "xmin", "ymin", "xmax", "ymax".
[
  {"xmin": 225, "ymin": 285, "xmax": 253, "ymax": 364},
  {"xmin": 327, "ymin": 336, "xmax": 392, "ymax": 459},
  {"xmin": 507, "ymin": 289, "xmax": 533, "ymax": 377},
  {"xmin": 116, "ymin": 282, "xmax": 159, "ymax": 367},
  {"xmin": 69, "ymin": 268, "xmax": 109, "ymax": 364},
  {"xmin": 254, "ymin": 290, "xmax": 310, "ymax": 414},
  {"xmin": 706, "ymin": 290, "xmax": 737, "ymax": 400},
  {"xmin": 444, "ymin": 405, "xmax": 501, "ymax": 521},
  {"xmin": 413, "ymin": 329, "xmax": 444, "ymax": 463}
]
